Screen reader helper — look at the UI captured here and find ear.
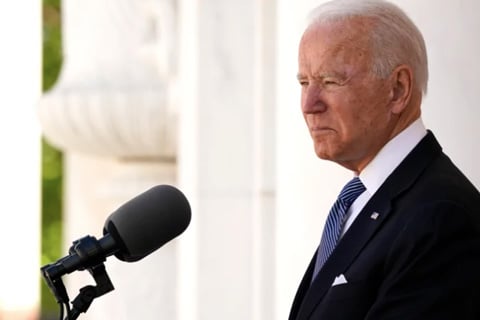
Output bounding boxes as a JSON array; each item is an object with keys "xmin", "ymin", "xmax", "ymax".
[{"xmin": 389, "ymin": 65, "xmax": 413, "ymax": 114}]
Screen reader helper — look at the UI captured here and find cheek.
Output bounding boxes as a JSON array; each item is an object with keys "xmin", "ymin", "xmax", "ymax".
[
  {"xmin": 349, "ymin": 106, "xmax": 392, "ymax": 143},
  {"xmin": 336, "ymin": 97, "xmax": 367, "ymax": 130},
  {"xmin": 300, "ymin": 92, "xmax": 308, "ymax": 113},
  {"xmin": 347, "ymin": 88, "xmax": 391, "ymax": 124}
]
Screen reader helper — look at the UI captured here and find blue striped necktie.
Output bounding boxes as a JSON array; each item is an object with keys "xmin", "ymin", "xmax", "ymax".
[{"xmin": 312, "ymin": 177, "xmax": 366, "ymax": 282}]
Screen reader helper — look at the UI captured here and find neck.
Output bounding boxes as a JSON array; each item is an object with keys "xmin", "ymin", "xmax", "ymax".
[{"xmin": 389, "ymin": 92, "xmax": 422, "ymax": 141}]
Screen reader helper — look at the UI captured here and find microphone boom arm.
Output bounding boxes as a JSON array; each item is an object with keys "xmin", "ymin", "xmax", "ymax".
[{"xmin": 41, "ymin": 235, "xmax": 115, "ymax": 320}]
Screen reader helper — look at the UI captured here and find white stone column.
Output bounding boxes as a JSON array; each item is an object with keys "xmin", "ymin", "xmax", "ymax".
[
  {"xmin": 39, "ymin": 0, "xmax": 177, "ymax": 159},
  {"xmin": 176, "ymin": 0, "xmax": 277, "ymax": 319},
  {"xmin": 0, "ymin": 1, "xmax": 41, "ymax": 319},
  {"xmin": 251, "ymin": 1, "xmax": 277, "ymax": 319}
]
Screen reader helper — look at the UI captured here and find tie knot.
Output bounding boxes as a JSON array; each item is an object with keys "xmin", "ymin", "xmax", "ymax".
[{"xmin": 338, "ymin": 177, "xmax": 366, "ymax": 206}]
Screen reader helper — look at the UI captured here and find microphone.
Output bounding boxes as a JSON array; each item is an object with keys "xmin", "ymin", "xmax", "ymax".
[{"xmin": 42, "ymin": 184, "xmax": 191, "ymax": 281}]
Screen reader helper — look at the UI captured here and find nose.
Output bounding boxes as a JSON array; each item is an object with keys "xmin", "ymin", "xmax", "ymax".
[{"xmin": 301, "ymin": 84, "xmax": 327, "ymax": 114}]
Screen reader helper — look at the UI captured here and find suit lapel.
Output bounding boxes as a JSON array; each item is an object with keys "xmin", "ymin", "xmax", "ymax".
[
  {"xmin": 294, "ymin": 194, "xmax": 392, "ymax": 319},
  {"xmin": 291, "ymin": 131, "xmax": 442, "ymax": 320}
]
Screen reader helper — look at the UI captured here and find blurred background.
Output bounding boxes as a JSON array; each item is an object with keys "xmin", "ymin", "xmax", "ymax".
[{"xmin": 0, "ymin": 0, "xmax": 479, "ymax": 319}]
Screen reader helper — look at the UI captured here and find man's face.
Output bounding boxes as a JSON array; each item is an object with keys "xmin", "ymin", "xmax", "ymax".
[{"xmin": 297, "ymin": 20, "xmax": 397, "ymax": 173}]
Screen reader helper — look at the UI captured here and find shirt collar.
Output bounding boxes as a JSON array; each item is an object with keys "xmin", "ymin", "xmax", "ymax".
[{"xmin": 359, "ymin": 118, "xmax": 427, "ymax": 196}]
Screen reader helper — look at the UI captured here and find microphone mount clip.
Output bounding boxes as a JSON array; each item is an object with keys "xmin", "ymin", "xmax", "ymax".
[{"xmin": 41, "ymin": 235, "xmax": 115, "ymax": 320}]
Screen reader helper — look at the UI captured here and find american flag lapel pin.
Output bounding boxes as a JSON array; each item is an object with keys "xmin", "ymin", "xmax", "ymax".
[{"xmin": 370, "ymin": 212, "xmax": 380, "ymax": 220}]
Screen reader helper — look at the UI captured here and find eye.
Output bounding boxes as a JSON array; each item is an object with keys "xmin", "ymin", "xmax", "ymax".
[
  {"xmin": 298, "ymin": 79, "xmax": 309, "ymax": 87},
  {"xmin": 323, "ymin": 78, "xmax": 339, "ymax": 85}
]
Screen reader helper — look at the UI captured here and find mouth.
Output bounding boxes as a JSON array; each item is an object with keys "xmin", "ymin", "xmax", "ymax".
[
  {"xmin": 310, "ymin": 126, "xmax": 334, "ymax": 133},
  {"xmin": 308, "ymin": 126, "xmax": 335, "ymax": 140}
]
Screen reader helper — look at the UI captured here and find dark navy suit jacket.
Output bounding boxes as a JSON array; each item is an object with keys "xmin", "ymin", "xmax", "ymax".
[{"xmin": 289, "ymin": 131, "xmax": 480, "ymax": 320}]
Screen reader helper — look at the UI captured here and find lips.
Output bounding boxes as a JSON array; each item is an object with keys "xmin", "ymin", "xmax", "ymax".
[
  {"xmin": 308, "ymin": 124, "xmax": 335, "ymax": 139},
  {"xmin": 310, "ymin": 126, "xmax": 333, "ymax": 133},
  {"xmin": 310, "ymin": 126, "xmax": 331, "ymax": 131}
]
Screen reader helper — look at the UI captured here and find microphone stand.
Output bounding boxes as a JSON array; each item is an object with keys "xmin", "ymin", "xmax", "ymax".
[
  {"xmin": 67, "ymin": 263, "xmax": 114, "ymax": 319},
  {"xmin": 41, "ymin": 236, "xmax": 115, "ymax": 320}
]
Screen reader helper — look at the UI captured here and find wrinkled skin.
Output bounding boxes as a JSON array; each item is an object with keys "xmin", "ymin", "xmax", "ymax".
[{"xmin": 297, "ymin": 18, "xmax": 420, "ymax": 174}]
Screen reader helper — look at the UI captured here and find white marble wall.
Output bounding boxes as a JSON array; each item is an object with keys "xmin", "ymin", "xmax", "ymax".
[
  {"xmin": 0, "ymin": 1, "xmax": 41, "ymax": 319},
  {"xmin": 176, "ymin": 0, "xmax": 277, "ymax": 319},
  {"xmin": 37, "ymin": 0, "xmax": 480, "ymax": 319}
]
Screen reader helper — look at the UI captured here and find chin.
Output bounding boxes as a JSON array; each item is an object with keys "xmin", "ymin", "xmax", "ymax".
[{"xmin": 314, "ymin": 148, "xmax": 333, "ymax": 161}]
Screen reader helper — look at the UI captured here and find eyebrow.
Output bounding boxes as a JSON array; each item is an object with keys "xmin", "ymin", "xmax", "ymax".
[
  {"xmin": 296, "ymin": 73, "xmax": 305, "ymax": 81},
  {"xmin": 296, "ymin": 71, "xmax": 344, "ymax": 81}
]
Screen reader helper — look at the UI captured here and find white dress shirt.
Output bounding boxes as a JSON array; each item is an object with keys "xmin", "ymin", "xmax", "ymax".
[{"xmin": 341, "ymin": 118, "xmax": 428, "ymax": 236}]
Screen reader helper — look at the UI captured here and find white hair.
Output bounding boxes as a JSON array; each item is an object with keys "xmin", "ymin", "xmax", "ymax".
[{"xmin": 306, "ymin": 0, "xmax": 428, "ymax": 95}]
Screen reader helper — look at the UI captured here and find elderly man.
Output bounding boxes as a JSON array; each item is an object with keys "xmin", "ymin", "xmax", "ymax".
[{"xmin": 290, "ymin": 0, "xmax": 480, "ymax": 319}]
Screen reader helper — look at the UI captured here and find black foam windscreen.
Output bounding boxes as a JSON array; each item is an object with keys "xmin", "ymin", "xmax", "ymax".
[{"xmin": 103, "ymin": 185, "xmax": 191, "ymax": 262}]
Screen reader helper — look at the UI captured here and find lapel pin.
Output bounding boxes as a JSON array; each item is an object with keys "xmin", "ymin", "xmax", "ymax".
[{"xmin": 370, "ymin": 212, "xmax": 380, "ymax": 220}]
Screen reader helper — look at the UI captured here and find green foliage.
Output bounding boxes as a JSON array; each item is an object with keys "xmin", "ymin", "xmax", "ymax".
[
  {"xmin": 42, "ymin": 0, "xmax": 62, "ymax": 91},
  {"xmin": 41, "ymin": 0, "xmax": 63, "ymax": 317},
  {"xmin": 41, "ymin": 139, "xmax": 63, "ymax": 267}
]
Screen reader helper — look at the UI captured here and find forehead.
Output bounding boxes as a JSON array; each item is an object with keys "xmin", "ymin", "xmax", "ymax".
[{"xmin": 298, "ymin": 18, "xmax": 374, "ymax": 72}]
